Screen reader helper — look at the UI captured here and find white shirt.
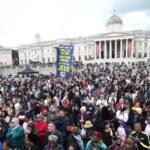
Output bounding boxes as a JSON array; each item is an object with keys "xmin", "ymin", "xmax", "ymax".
[
  {"xmin": 96, "ymin": 99, "xmax": 108, "ymax": 108},
  {"xmin": 145, "ymin": 124, "xmax": 150, "ymax": 136},
  {"xmin": 116, "ymin": 110, "xmax": 129, "ymax": 122}
]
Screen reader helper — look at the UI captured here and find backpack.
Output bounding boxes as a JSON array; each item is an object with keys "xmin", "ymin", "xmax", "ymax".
[{"xmin": 121, "ymin": 123, "xmax": 131, "ymax": 136}]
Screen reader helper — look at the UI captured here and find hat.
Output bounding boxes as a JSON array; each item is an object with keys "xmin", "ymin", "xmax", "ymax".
[
  {"xmin": 36, "ymin": 114, "xmax": 43, "ymax": 118},
  {"xmin": 80, "ymin": 106, "xmax": 86, "ymax": 112},
  {"xmin": 91, "ymin": 131, "xmax": 102, "ymax": 139},
  {"xmin": 134, "ymin": 107, "xmax": 142, "ymax": 114},
  {"xmin": 27, "ymin": 133, "xmax": 39, "ymax": 143},
  {"xmin": 84, "ymin": 120, "xmax": 93, "ymax": 128}
]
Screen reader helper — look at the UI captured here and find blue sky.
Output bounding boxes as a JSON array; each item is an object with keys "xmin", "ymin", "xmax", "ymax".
[{"xmin": 0, "ymin": 0, "xmax": 150, "ymax": 47}]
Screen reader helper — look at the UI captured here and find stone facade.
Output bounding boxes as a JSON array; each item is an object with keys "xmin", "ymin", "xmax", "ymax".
[{"xmin": 1, "ymin": 13, "xmax": 150, "ymax": 66}]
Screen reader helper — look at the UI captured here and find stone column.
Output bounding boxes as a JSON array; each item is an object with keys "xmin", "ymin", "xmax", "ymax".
[
  {"xmin": 120, "ymin": 39, "xmax": 123, "ymax": 58},
  {"xmin": 126, "ymin": 39, "xmax": 128, "ymax": 58},
  {"xmin": 104, "ymin": 41, "xmax": 107, "ymax": 59},
  {"xmin": 115, "ymin": 40, "xmax": 117, "ymax": 58},
  {"xmin": 109, "ymin": 40, "xmax": 112, "ymax": 59}
]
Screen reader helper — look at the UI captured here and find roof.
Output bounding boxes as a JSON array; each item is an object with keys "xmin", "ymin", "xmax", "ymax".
[{"xmin": 106, "ymin": 14, "xmax": 123, "ymax": 26}]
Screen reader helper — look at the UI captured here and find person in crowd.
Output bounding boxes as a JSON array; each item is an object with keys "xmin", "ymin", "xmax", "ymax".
[
  {"xmin": 130, "ymin": 122, "xmax": 150, "ymax": 150},
  {"xmin": 1, "ymin": 110, "xmax": 10, "ymax": 124},
  {"xmin": 67, "ymin": 143, "xmax": 79, "ymax": 150},
  {"xmin": 23, "ymin": 113, "xmax": 32, "ymax": 132},
  {"xmin": 26, "ymin": 122, "xmax": 38, "ymax": 135},
  {"xmin": 108, "ymin": 92, "xmax": 117, "ymax": 104},
  {"xmin": 17, "ymin": 105, "xmax": 26, "ymax": 125},
  {"xmin": 34, "ymin": 114, "xmax": 48, "ymax": 149},
  {"xmin": 0, "ymin": 119, "xmax": 8, "ymax": 143},
  {"xmin": 82, "ymin": 120, "xmax": 94, "ymax": 145},
  {"xmin": 116, "ymin": 98, "xmax": 126, "ymax": 111},
  {"xmin": 6, "ymin": 117, "xmax": 25, "ymax": 149},
  {"xmin": 78, "ymin": 106, "xmax": 89, "ymax": 127},
  {"xmin": 93, "ymin": 109, "xmax": 103, "ymax": 132},
  {"xmin": 102, "ymin": 120, "xmax": 115, "ymax": 147},
  {"xmin": 67, "ymin": 126, "xmax": 84, "ymax": 150},
  {"xmin": 42, "ymin": 108, "xmax": 52, "ymax": 123},
  {"xmin": 46, "ymin": 121, "xmax": 64, "ymax": 146},
  {"xmin": 24, "ymin": 133, "xmax": 40, "ymax": 150},
  {"xmin": 108, "ymin": 99, "xmax": 116, "ymax": 120},
  {"xmin": 132, "ymin": 107, "xmax": 145, "ymax": 125},
  {"xmin": 124, "ymin": 137, "xmax": 139, "ymax": 150},
  {"xmin": 5, "ymin": 101, "xmax": 15, "ymax": 118},
  {"xmin": 96, "ymin": 94, "xmax": 108, "ymax": 109},
  {"xmin": 2, "ymin": 140, "xmax": 12, "ymax": 150},
  {"xmin": 85, "ymin": 131, "xmax": 107, "ymax": 150},
  {"xmin": 84, "ymin": 100, "xmax": 95, "ymax": 119},
  {"xmin": 55, "ymin": 110, "xmax": 68, "ymax": 139},
  {"xmin": 43, "ymin": 134, "xmax": 64, "ymax": 150},
  {"xmin": 144, "ymin": 115, "xmax": 150, "ymax": 137}
]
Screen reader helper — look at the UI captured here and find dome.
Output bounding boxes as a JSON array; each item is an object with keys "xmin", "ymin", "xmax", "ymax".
[{"xmin": 106, "ymin": 14, "xmax": 123, "ymax": 26}]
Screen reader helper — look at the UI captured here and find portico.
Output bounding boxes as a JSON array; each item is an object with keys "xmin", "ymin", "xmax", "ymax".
[{"xmin": 95, "ymin": 39, "xmax": 134, "ymax": 60}]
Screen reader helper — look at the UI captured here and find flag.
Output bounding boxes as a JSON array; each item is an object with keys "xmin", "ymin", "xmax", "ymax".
[{"xmin": 128, "ymin": 40, "xmax": 132, "ymax": 54}]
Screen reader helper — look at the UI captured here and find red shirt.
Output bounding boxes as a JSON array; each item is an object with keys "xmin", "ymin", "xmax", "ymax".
[{"xmin": 35, "ymin": 121, "xmax": 48, "ymax": 143}]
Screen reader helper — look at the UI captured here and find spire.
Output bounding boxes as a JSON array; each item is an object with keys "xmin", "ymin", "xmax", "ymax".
[{"xmin": 113, "ymin": 9, "xmax": 116, "ymax": 15}]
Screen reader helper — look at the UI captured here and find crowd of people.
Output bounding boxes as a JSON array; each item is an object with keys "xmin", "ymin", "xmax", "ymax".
[{"xmin": 0, "ymin": 62, "xmax": 150, "ymax": 150}]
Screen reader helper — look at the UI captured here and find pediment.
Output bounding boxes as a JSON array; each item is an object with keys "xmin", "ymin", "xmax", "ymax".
[{"xmin": 101, "ymin": 32, "xmax": 132, "ymax": 37}]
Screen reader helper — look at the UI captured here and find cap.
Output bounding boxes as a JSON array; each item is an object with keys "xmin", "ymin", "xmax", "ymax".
[{"xmin": 36, "ymin": 114, "xmax": 43, "ymax": 118}]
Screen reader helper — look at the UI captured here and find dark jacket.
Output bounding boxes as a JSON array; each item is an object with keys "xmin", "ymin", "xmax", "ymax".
[
  {"xmin": 46, "ymin": 130, "xmax": 63, "ymax": 146},
  {"xmin": 67, "ymin": 134, "xmax": 81, "ymax": 150},
  {"xmin": 55, "ymin": 117, "xmax": 68, "ymax": 137},
  {"xmin": 43, "ymin": 144, "xmax": 63, "ymax": 150},
  {"xmin": 24, "ymin": 144, "xmax": 41, "ymax": 150},
  {"xmin": 6, "ymin": 126, "xmax": 25, "ymax": 149},
  {"xmin": 130, "ymin": 131, "xmax": 150, "ymax": 150}
]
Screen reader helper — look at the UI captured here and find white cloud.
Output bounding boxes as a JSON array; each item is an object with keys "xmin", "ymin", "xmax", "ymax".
[{"xmin": 0, "ymin": 0, "xmax": 150, "ymax": 47}]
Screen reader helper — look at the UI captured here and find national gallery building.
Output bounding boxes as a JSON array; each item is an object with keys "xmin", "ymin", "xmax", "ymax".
[{"xmin": 18, "ymin": 13, "xmax": 150, "ymax": 65}]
